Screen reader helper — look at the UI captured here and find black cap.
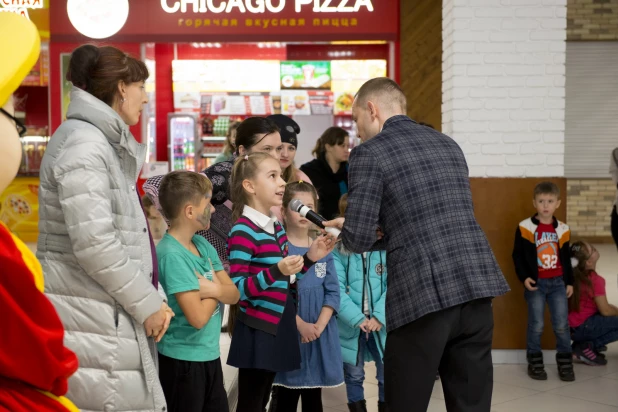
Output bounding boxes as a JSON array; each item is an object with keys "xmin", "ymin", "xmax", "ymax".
[{"xmin": 267, "ymin": 114, "xmax": 300, "ymax": 148}]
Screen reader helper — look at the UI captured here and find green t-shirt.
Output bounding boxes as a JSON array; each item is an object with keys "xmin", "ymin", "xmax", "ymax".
[{"xmin": 156, "ymin": 233, "xmax": 224, "ymax": 362}]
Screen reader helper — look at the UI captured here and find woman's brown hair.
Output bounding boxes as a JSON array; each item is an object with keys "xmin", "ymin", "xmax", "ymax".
[
  {"xmin": 338, "ymin": 193, "xmax": 349, "ymax": 217},
  {"xmin": 222, "ymin": 121, "xmax": 241, "ymax": 157},
  {"xmin": 312, "ymin": 126, "xmax": 349, "ymax": 158},
  {"xmin": 66, "ymin": 44, "xmax": 149, "ymax": 107},
  {"xmin": 569, "ymin": 240, "xmax": 594, "ymax": 313}
]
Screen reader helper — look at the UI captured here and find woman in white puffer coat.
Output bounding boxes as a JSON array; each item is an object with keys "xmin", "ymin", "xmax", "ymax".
[{"xmin": 37, "ymin": 44, "xmax": 172, "ymax": 412}]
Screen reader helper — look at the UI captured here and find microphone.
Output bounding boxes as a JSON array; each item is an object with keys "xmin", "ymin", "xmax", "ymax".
[{"xmin": 289, "ymin": 199, "xmax": 341, "ymax": 237}]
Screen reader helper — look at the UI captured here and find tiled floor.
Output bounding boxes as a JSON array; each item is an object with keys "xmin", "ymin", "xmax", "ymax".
[
  {"xmin": 28, "ymin": 242, "xmax": 618, "ymax": 410},
  {"xmin": 218, "ymin": 244, "xmax": 618, "ymax": 411}
]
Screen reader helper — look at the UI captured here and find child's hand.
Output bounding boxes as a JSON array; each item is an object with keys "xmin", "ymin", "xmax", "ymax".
[
  {"xmin": 358, "ymin": 319, "xmax": 370, "ymax": 332},
  {"xmin": 366, "ymin": 317, "xmax": 383, "ymax": 332},
  {"xmin": 278, "ymin": 255, "xmax": 304, "ymax": 276},
  {"xmin": 307, "ymin": 234, "xmax": 337, "ymax": 262},
  {"xmin": 524, "ymin": 278, "xmax": 538, "ymax": 291},
  {"xmin": 566, "ymin": 285, "xmax": 573, "ymax": 298},
  {"xmin": 196, "ymin": 270, "xmax": 221, "ymax": 300},
  {"xmin": 298, "ymin": 319, "xmax": 319, "ymax": 343}
]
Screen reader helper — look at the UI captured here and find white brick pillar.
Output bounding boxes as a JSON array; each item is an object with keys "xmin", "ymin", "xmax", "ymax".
[{"xmin": 442, "ymin": 0, "xmax": 567, "ymax": 178}]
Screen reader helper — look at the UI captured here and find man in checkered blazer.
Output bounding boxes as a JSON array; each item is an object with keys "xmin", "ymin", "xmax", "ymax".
[{"xmin": 325, "ymin": 78, "xmax": 509, "ymax": 412}]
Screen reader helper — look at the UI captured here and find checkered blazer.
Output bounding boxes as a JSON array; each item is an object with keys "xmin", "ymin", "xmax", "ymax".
[{"xmin": 342, "ymin": 115, "xmax": 510, "ymax": 332}]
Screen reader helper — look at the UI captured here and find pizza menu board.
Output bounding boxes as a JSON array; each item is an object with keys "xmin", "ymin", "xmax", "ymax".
[
  {"xmin": 172, "ymin": 60, "xmax": 281, "ymax": 94},
  {"xmin": 199, "ymin": 93, "xmax": 272, "ymax": 116},
  {"xmin": 280, "ymin": 61, "xmax": 331, "ymax": 90},
  {"xmin": 172, "ymin": 59, "xmax": 387, "ymax": 115},
  {"xmin": 194, "ymin": 91, "xmax": 333, "ymax": 116}
]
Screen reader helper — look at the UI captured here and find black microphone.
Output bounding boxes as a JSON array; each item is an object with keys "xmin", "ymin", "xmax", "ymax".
[{"xmin": 288, "ymin": 199, "xmax": 341, "ymax": 237}]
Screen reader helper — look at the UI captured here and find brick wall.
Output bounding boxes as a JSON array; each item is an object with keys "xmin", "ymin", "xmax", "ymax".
[
  {"xmin": 567, "ymin": 0, "xmax": 618, "ymax": 41},
  {"xmin": 567, "ymin": 179, "xmax": 615, "ymax": 239},
  {"xmin": 442, "ymin": 0, "xmax": 567, "ymax": 178}
]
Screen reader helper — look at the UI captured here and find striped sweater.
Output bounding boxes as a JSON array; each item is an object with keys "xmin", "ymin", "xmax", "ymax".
[{"xmin": 228, "ymin": 216, "xmax": 314, "ymax": 335}]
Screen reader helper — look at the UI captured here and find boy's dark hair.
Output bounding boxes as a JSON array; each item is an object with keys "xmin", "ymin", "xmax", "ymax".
[
  {"xmin": 159, "ymin": 171, "xmax": 212, "ymax": 221},
  {"xmin": 533, "ymin": 181, "xmax": 560, "ymax": 199}
]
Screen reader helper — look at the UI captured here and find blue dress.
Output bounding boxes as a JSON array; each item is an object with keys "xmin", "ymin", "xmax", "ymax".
[{"xmin": 273, "ymin": 244, "xmax": 345, "ymax": 388}]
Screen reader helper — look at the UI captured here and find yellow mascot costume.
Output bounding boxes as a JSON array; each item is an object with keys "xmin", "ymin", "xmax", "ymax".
[{"xmin": 0, "ymin": 13, "xmax": 79, "ymax": 412}]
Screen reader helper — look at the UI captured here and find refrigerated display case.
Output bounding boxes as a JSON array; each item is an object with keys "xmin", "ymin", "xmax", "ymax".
[
  {"xmin": 168, "ymin": 113, "xmax": 198, "ymax": 172},
  {"xmin": 197, "ymin": 115, "xmax": 248, "ymax": 171}
]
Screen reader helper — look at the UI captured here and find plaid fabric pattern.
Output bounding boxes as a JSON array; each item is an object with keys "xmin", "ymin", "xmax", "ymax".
[{"xmin": 342, "ymin": 115, "xmax": 510, "ymax": 332}]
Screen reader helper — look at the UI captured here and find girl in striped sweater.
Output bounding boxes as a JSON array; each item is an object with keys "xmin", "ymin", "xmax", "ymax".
[{"xmin": 226, "ymin": 152, "xmax": 337, "ymax": 412}]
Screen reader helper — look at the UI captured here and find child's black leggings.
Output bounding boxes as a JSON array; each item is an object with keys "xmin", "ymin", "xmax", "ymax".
[{"xmin": 269, "ymin": 386, "xmax": 323, "ymax": 412}]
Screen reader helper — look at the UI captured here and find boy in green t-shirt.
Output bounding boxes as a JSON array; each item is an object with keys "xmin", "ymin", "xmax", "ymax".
[{"xmin": 156, "ymin": 171, "xmax": 240, "ymax": 412}]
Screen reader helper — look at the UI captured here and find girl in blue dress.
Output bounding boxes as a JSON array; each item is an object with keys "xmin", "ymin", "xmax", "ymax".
[{"xmin": 269, "ymin": 181, "xmax": 344, "ymax": 412}]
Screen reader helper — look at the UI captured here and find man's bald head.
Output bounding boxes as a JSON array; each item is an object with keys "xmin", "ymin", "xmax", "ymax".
[
  {"xmin": 354, "ymin": 77, "xmax": 407, "ymax": 115},
  {"xmin": 352, "ymin": 78, "xmax": 407, "ymax": 142}
]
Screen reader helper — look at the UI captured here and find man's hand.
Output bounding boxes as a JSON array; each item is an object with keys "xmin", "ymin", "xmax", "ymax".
[
  {"xmin": 524, "ymin": 278, "xmax": 538, "ymax": 292},
  {"xmin": 323, "ymin": 217, "xmax": 345, "ymax": 231},
  {"xmin": 566, "ymin": 285, "xmax": 573, "ymax": 298}
]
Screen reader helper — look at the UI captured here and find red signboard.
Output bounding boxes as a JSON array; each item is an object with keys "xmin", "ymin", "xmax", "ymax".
[{"xmin": 50, "ymin": 0, "xmax": 399, "ymax": 42}]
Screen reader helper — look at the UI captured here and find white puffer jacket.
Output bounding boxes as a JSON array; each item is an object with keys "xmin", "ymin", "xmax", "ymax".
[{"xmin": 37, "ymin": 87, "xmax": 166, "ymax": 412}]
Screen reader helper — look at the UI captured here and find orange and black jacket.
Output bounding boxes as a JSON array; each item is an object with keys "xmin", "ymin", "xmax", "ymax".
[
  {"xmin": 512, "ymin": 215, "xmax": 573, "ymax": 286},
  {"xmin": 0, "ymin": 222, "xmax": 79, "ymax": 412}
]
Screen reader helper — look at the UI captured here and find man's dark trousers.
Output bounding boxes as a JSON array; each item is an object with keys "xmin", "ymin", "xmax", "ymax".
[{"xmin": 384, "ymin": 298, "xmax": 494, "ymax": 412}]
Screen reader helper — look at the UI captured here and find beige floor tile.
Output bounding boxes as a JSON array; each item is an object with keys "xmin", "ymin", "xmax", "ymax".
[
  {"xmin": 548, "ymin": 377, "xmax": 618, "ymax": 407},
  {"xmin": 572, "ymin": 359, "xmax": 618, "ymax": 378},
  {"xmin": 322, "ymin": 383, "xmax": 377, "ymax": 407},
  {"xmin": 364, "ymin": 362, "xmax": 379, "ymax": 385},
  {"xmin": 491, "ymin": 392, "xmax": 618, "ymax": 412},
  {"xmin": 491, "ymin": 382, "xmax": 540, "ymax": 405}
]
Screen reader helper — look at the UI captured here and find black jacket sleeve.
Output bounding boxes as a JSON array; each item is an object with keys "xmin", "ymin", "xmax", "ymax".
[
  {"xmin": 560, "ymin": 238, "xmax": 573, "ymax": 286},
  {"xmin": 512, "ymin": 227, "xmax": 529, "ymax": 284}
]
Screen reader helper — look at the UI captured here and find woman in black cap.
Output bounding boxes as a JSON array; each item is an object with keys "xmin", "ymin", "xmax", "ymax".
[{"xmin": 267, "ymin": 114, "xmax": 312, "ymax": 184}]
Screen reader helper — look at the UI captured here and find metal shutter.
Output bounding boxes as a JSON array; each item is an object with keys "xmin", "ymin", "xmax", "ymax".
[{"xmin": 565, "ymin": 41, "xmax": 618, "ymax": 178}]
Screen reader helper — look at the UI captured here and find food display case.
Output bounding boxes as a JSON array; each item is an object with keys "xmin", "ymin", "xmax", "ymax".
[{"xmin": 168, "ymin": 58, "xmax": 387, "ymax": 170}]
